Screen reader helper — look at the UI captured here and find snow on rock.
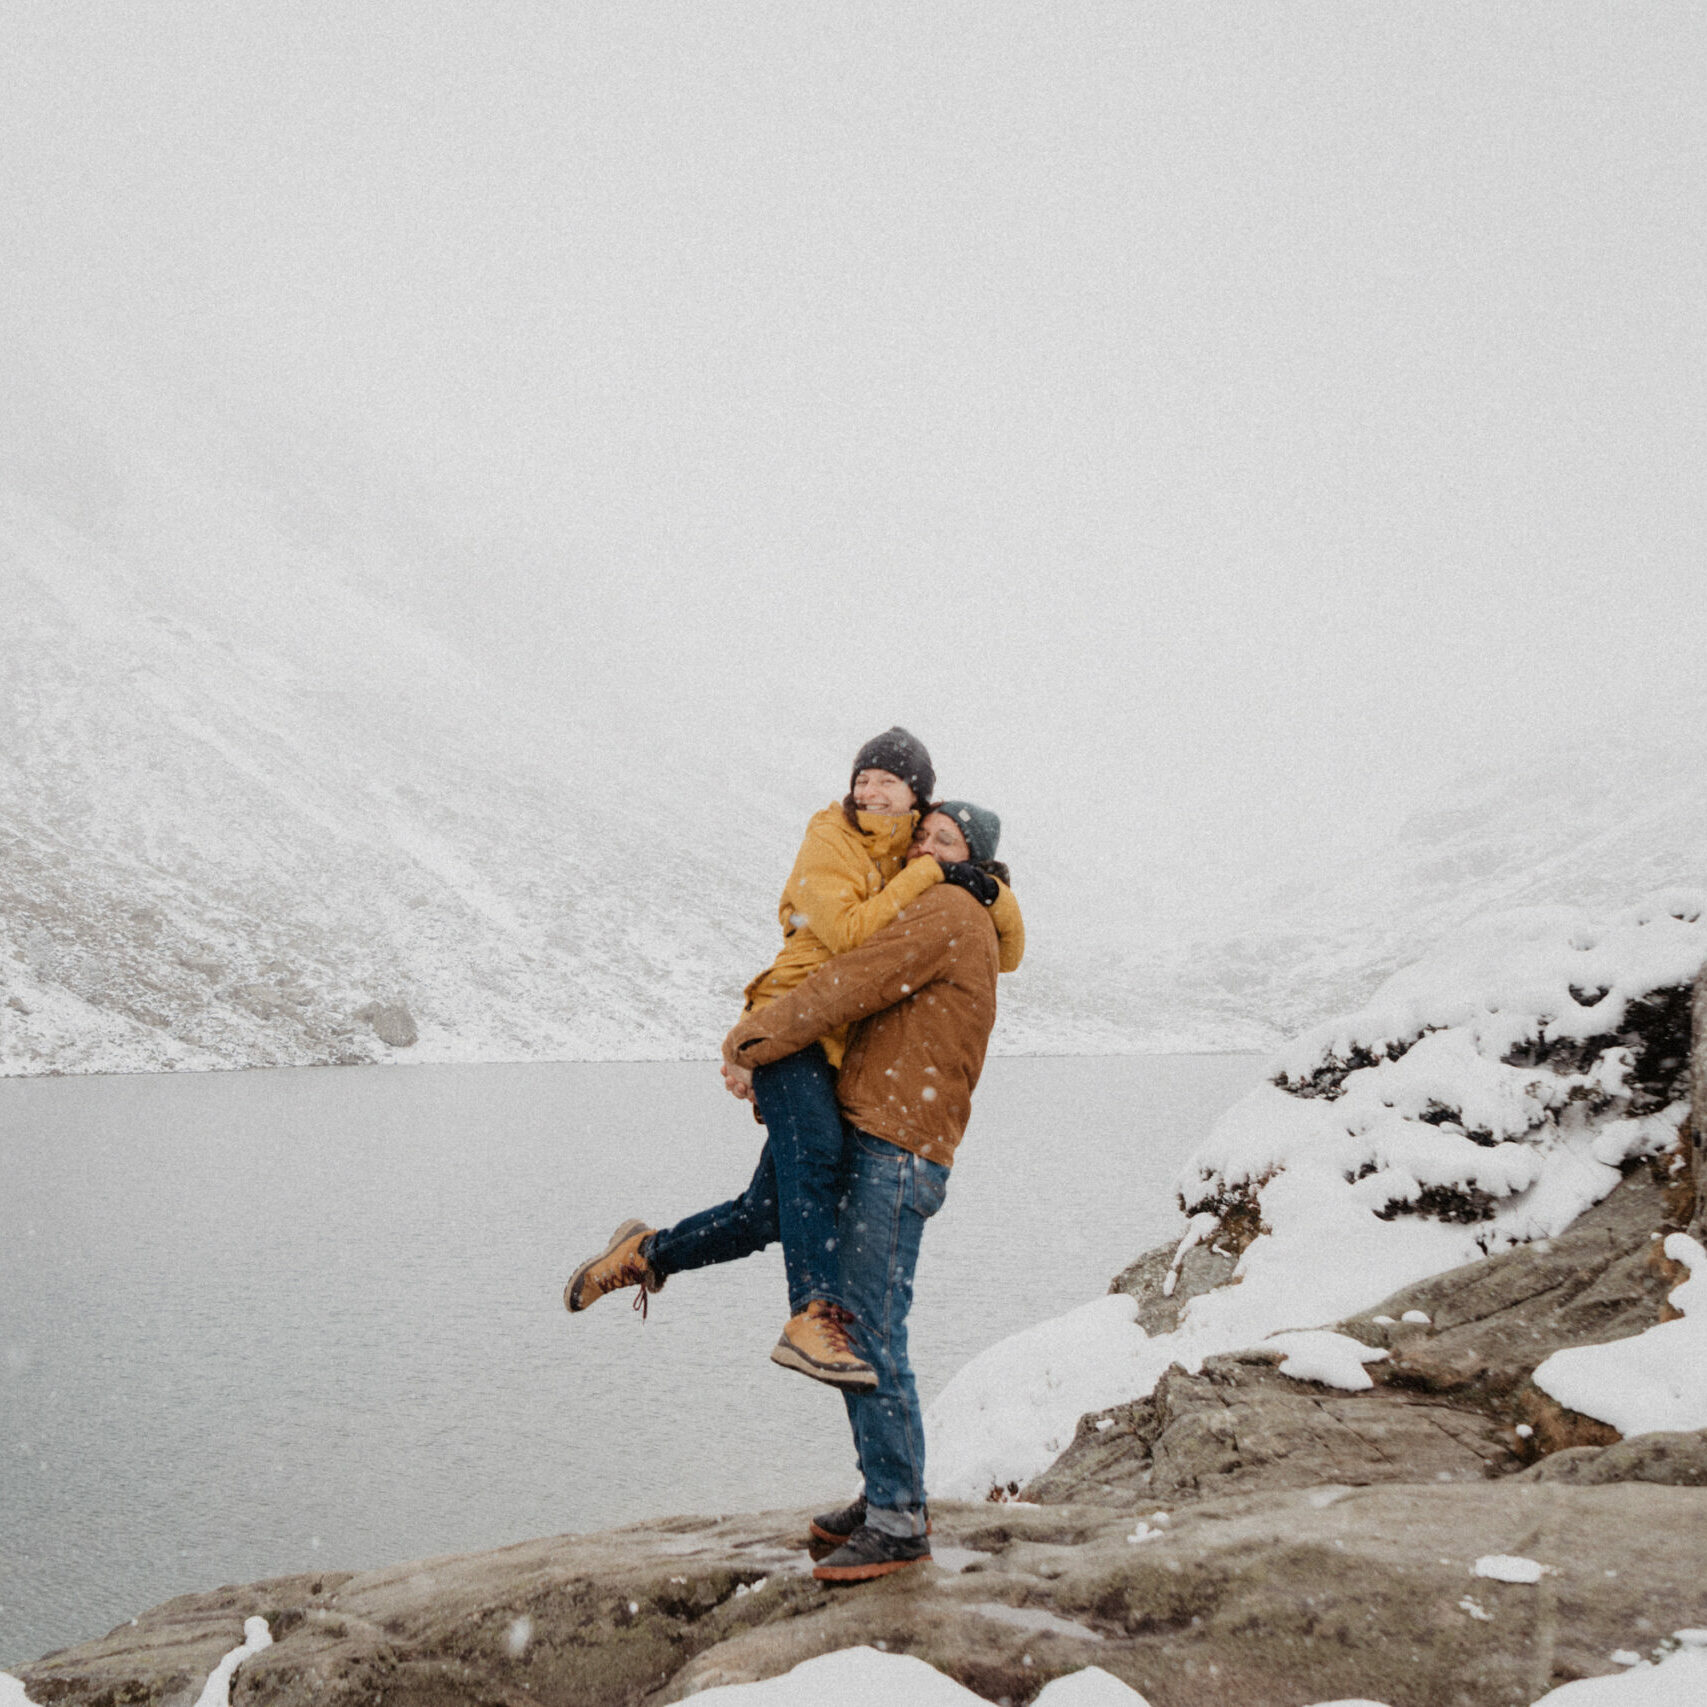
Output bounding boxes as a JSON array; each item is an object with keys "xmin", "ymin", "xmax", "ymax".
[
  {"xmin": 1532, "ymin": 1641, "xmax": 1707, "ymax": 1706},
  {"xmin": 1532, "ymin": 1234, "xmax": 1707, "ymax": 1436},
  {"xmin": 682, "ymin": 1647, "xmax": 1154, "ymax": 1705},
  {"xmin": 1473, "ymin": 1555, "xmax": 1547, "ymax": 1585},
  {"xmin": 191, "ymin": 1617, "xmax": 272, "ymax": 1707},
  {"xmin": 1261, "ymin": 1330, "xmax": 1390, "ymax": 1391},
  {"xmin": 1030, "ymin": 1670, "xmax": 1156, "ymax": 1705},
  {"xmin": 928, "ymin": 1296, "xmax": 1169, "ymax": 1500},
  {"xmin": 929, "ymin": 896, "xmax": 1704, "ymax": 1500},
  {"xmin": 0, "ymin": 1676, "xmax": 36, "ymax": 1706}
]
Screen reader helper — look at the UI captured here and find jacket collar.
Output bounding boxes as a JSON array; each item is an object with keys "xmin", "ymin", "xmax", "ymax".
[{"xmin": 852, "ymin": 807, "xmax": 918, "ymax": 861}]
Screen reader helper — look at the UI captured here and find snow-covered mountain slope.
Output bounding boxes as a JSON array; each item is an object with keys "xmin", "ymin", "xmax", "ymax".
[
  {"xmin": 4, "ymin": 350, "xmax": 1702, "ymax": 1074},
  {"xmin": 0, "ymin": 497, "xmax": 774, "ymax": 1072},
  {"xmin": 8, "ymin": 476, "xmax": 1704, "ymax": 1077},
  {"xmin": 1100, "ymin": 727, "xmax": 1707, "ymax": 1049},
  {"xmin": 0, "ymin": 374, "xmax": 1191, "ymax": 1072}
]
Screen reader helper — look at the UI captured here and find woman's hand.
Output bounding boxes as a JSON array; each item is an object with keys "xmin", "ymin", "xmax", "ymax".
[{"xmin": 721, "ymin": 1061, "xmax": 756, "ymax": 1102}]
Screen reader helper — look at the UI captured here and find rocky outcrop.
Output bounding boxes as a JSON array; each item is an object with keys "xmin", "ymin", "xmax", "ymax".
[
  {"xmin": 1033, "ymin": 1159, "xmax": 1690, "ymax": 1509},
  {"xmin": 1107, "ymin": 1238, "xmax": 1241, "ymax": 1338},
  {"xmin": 18, "ymin": 1487, "xmax": 1707, "ymax": 1707},
  {"xmin": 1516, "ymin": 1430, "xmax": 1707, "ymax": 1486}
]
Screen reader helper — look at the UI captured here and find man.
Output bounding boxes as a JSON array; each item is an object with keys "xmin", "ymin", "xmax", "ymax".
[
  {"xmin": 566, "ymin": 803, "xmax": 1007, "ymax": 1582},
  {"xmin": 720, "ymin": 802, "xmax": 1003, "ymax": 1581}
]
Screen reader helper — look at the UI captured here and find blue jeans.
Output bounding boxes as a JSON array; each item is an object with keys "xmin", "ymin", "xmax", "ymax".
[
  {"xmin": 836, "ymin": 1127, "xmax": 950, "ymax": 1538},
  {"xmin": 644, "ymin": 1045, "xmax": 847, "ymax": 1314}
]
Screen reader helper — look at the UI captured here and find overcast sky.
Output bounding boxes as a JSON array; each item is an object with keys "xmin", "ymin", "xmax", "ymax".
[{"xmin": 6, "ymin": 1, "xmax": 1704, "ymax": 925}]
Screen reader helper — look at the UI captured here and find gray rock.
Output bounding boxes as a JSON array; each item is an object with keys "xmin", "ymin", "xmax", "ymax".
[
  {"xmin": 1028, "ymin": 1351, "xmax": 1518, "ymax": 1508},
  {"xmin": 231, "ymin": 983, "xmax": 303, "ymax": 1022},
  {"xmin": 1341, "ymin": 1163, "xmax": 1683, "ymax": 1404},
  {"xmin": 19, "ymin": 1487, "xmax": 1707, "ymax": 1707},
  {"xmin": 354, "ymin": 1001, "xmax": 418, "ymax": 1048},
  {"xmin": 1517, "ymin": 1429, "xmax": 1707, "ymax": 1486},
  {"xmin": 1108, "ymin": 1237, "xmax": 1240, "ymax": 1336}
]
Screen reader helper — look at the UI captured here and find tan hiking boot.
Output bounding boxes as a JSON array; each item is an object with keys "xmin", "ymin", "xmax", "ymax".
[
  {"xmin": 770, "ymin": 1300, "xmax": 879, "ymax": 1391},
  {"xmin": 564, "ymin": 1219, "xmax": 665, "ymax": 1316}
]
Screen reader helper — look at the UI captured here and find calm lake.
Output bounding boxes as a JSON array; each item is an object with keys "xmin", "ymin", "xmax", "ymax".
[{"xmin": 0, "ymin": 1053, "xmax": 1264, "ymax": 1666}]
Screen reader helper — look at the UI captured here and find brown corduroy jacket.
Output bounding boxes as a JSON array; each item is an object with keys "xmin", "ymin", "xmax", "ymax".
[
  {"xmin": 722, "ymin": 882, "xmax": 1000, "ymax": 1167},
  {"xmin": 741, "ymin": 802, "xmax": 1024, "ymax": 1069}
]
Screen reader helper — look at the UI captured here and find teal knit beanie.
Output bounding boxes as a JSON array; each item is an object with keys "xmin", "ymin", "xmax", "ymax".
[{"xmin": 935, "ymin": 800, "xmax": 1001, "ymax": 865}]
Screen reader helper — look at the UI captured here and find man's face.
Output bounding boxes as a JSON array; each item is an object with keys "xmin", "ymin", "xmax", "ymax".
[{"xmin": 908, "ymin": 811, "xmax": 971, "ymax": 865}]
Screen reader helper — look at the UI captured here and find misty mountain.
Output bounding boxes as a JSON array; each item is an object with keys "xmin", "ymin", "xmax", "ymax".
[
  {"xmin": 1126, "ymin": 728, "xmax": 1707, "ymax": 1040},
  {"xmin": 8, "ymin": 459, "xmax": 1701, "ymax": 1079},
  {"xmin": 4, "ymin": 349, "xmax": 1702, "ymax": 1075},
  {"xmin": 0, "ymin": 373, "xmax": 1189, "ymax": 1073}
]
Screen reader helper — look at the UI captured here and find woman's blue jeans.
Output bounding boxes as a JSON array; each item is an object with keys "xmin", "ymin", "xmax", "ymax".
[
  {"xmin": 644, "ymin": 1045, "xmax": 847, "ymax": 1314},
  {"xmin": 836, "ymin": 1127, "xmax": 950, "ymax": 1537}
]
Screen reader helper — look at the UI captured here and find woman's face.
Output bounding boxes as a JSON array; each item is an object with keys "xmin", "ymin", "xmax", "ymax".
[
  {"xmin": 908, "ymin": 810, "xmax": 971, "ymax": 865},
  {"xmin": 852, "ymin": 768, "xmax": 916, "ymax": 816}
]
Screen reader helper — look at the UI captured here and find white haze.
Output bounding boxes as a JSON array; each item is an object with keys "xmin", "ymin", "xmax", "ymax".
[{"xmin": 4, "ymin": 0, "xmax": 1704, "ymax": 961}]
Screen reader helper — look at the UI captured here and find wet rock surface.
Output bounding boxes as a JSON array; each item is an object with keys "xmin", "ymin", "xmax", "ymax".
[
  {"xmin": 1027, "ymin": 1356, "xmax": 1520, "ymax": 1509},
  {"xmin": 18, "ymin": 1487, "xmax": 1707, "ymax": 1707}
]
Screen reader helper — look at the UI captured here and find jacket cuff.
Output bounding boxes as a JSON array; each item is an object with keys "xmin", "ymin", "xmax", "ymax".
[
  {"xmin": 723, "ymin": 1017, "xmax": 771, "ymax": 1067},
  {"xmin": 893, "ymin": 856, "xmax": 943, "ymax": 903}
]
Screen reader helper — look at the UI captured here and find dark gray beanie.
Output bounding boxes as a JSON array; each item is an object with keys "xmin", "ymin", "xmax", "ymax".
[
  {"xmin": 850, "ymin": 726, "xmax": 935, "ymax": 806},
  {"xmin": 935, "ymin": 799, "xmax": 1001, "ymax": 865}
]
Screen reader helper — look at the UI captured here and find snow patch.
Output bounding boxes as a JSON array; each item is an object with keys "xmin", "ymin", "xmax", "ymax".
[
  {"xmin": 192, "ymin": 1617, "xmax": 273, "ymax": 1707},
  {"xmin": 1532, "ymin": 1642, "xmax": 1707, "ymax": 1705},
  {"xmin": 1473, "ymin": 1555, "xmax": 1547, "ymax": 1585},
  {"xmin": 928, "ymin": 1295, "xmax": 1161, "ymax": 1499},
  {"xmin": 1262, "ymin": 1330, "xmax": 1390, "ymax": 1391},
  {"xmin": 1532, "ymin": 1235, "xmax": 1707, "ymax": 1436},
  {"xmin": 681, "ymin": 1647, "xmax": 1153, "ymax": 1704}
]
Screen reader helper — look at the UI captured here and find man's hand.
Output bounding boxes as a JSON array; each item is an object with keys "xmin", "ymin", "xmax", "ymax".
[
  {"xmin": 721, "ymin": 1061, "xmax": 755, "ymax": 1102},
  {"xmin": 938, "ymin": 861, "xmax": 999, "ymax": 906}
]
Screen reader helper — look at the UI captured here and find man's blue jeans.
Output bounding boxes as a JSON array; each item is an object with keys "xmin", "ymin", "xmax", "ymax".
[
  {"xmin": 644, "ymin": 1045, "xmax": 847, "ymax": 1314},
  {"xmin": 836, "ymin": 1126, "xmax": 950, "ymax": 1538}
]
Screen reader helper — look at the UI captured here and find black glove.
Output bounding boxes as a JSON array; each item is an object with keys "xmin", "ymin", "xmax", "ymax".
[{"xmin": 938, "ymin": 861, "xmax": 998, "ymax": 907}]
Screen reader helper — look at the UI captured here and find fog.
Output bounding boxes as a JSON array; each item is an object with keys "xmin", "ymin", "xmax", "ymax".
[{"xmin": 6, "ymin": 1, "xmax": 1703, "ymax": 935}]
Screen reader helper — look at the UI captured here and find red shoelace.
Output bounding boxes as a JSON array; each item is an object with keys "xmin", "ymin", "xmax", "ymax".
[{"xmin": 816, "ymin": 1302, "xmax": 859, "ymax": 1356}]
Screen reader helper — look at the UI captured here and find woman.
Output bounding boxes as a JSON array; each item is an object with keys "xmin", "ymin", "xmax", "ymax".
[{"xmin": 564, "ymin": 729, "xmax": 1022, "ymax": 1390}]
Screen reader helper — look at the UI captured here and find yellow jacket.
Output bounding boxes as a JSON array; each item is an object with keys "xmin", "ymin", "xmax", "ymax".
[{"xmin": 743, "ymin": 803, "xmax": 1025, "ymax": 1067}]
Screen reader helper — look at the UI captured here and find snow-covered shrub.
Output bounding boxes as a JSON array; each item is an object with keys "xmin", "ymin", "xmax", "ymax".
[{"xmin": 1180, "ymin": 892, "xmax": 1703, "ymax": 1258}]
